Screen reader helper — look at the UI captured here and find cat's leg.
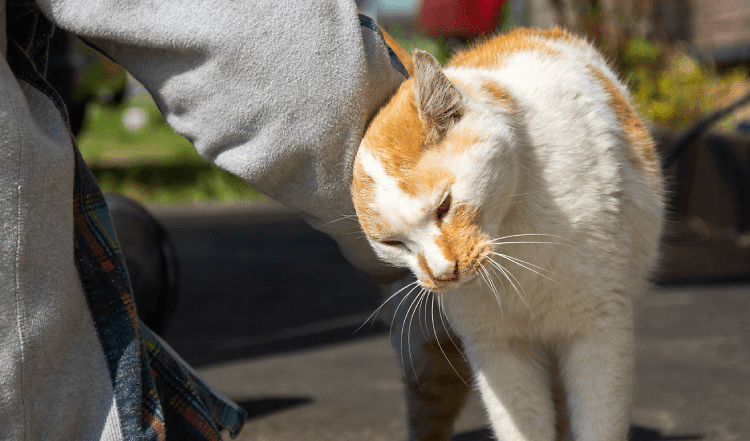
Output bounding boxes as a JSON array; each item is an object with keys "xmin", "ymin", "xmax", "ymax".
[
  {"xmin": 559, "ymin": 315, "xmax": 634, "ymax": 441},
  {"xmin": 389, "ymin": 283, "xmax": 472, "ymax": 441},
  {"xmin": 474, "ymin": 341, "xmax": 557, "ymax": 441},
  {"xmin": 401, "ymin": 329, "xmax": 473, "ymax": 441}
]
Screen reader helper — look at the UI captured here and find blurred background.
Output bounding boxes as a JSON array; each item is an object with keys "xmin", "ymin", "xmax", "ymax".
[
  {"xmin": 47, "ymin": 1, "xmax": 750, "ymax": 439},
  {"xmin": 54, "ymin": 0, "xmax": 750, "ymax": 283}
]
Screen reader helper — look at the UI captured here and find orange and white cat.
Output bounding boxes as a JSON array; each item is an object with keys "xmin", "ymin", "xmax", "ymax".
[{"xmin": 352, "ymin": 28, "xmax": 664, "ymax": 441}]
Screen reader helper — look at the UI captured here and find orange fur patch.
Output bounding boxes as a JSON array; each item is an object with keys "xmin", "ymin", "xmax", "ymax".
[
  {"xmin": 437, "ymin": 203, "xmax": 490, "ymax": 278},
  {"xmin": 418, "ymin": 252, "xmax": 435, "ymax": 280},
  {"xmin": 515, "ymin": 27, "xmax": 583, "ymax": 47},
  {"xmin": 355, "ymin": 85, "xmax": 491, "ymax": 222},
  {"xmin": 362, "ymin": 79, "xmax": 424, "ymax": 178},
  {"xmin": 359, "ymin": 79, "xmax": 460, "ymax": 198},
  {"xmin": 448, "ymin": 28, "xmax": 568, "ymax": 69},
  {"xmin": 351, "ymin": 161, "xmax": 389, "ymax": 239},
  {"xmin": 480, "ymin": 80, "xmax": 519, "ymax": 114},
  {"xmin": 400, "ymin": 157, "xmax": 455, "ymax": 198},
  {"xmin": 445, "ymin": 129, "xmax": 484, "ymax": 154},
  {"xmin": 448, "ymin": 75, "xmax": 518, "ymax": 115},
  {"xmin": 586, "ymin": 65, "xmax": 659, "ymax": 178}
]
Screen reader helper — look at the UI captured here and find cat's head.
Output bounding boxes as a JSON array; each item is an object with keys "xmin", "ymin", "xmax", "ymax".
[{"xmin": 352, "ymin": 50, "xmax": 519, "ymax": 291}]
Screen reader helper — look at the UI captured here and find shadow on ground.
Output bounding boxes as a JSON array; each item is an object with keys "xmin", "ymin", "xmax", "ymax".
[
  {"xmin": 629, "ymin": 426, "xmax": 703, "ymax": 441},
  {"xmin": 449, "ymin": 426, "xmax": 703, "ymax": 441},
  {"xmin": 237, "ymin": 397, "xmax": 314, "ymax": 420},
  {"xmin": 155, "ymin": 212, "xmax": 388, "ymax": 367},
  {"xmin": 452, "ymin": 427, "xmax": 494, "ymax": 440}
]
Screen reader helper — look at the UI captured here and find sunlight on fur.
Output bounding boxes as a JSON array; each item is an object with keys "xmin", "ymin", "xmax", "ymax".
[{"xmin": 352, "ymin": 27, "xmax": 664, "ymax": 441}]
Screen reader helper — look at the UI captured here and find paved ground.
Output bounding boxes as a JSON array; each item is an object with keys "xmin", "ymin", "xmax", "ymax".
[{"xmin": 145, "ymin": 200, "xmax": 749, "ymax": 441}]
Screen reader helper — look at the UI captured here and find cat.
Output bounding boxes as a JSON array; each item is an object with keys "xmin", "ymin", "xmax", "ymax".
[{"xmin": 351, "ymin": 28, "xmax": 665, "ymax": 441}]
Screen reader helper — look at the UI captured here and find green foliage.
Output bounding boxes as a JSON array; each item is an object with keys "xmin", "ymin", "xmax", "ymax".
[
  {"xmin": 90, "ymin": 163, "xmax": 262, "ymax": 205},
  {"xmin": 78, "ymin": 95, "xmax": 263, "ymax": 205},
  {"xmin": 71, "ymin": 42, "xmax": 128, "ymax": 103},
  {"xmin": 77, "ymin": 29, "xmax": 749, "ymax": 207},
  {"xmin": 78, "ymin": 26, "xmax": 456, "ymax": 207},
  {"xmin": 79, "ymin": 95, "xmax": 200, "ymax": 165},
  {"xmin": 619, "ymin": 37, "xmax": 748, "ymax": 130},
  {"xmin": 385, "ymin": 24, "xmax": 452, "ymax": 65}
]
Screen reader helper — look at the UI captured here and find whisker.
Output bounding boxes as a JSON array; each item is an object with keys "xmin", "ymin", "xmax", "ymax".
[
  {"xmin": 489, "ymin": 233, "xmax": 568, "ymax": 242},
  {"xmin": 342, "ymin": 231, "xmax": 369, "ymax": 238},
  {"xmin": 508, "ymin": 192, "xmax": 528, "ymax": 198},
  {"xmin": 479, "ymin": 263, "xmax": 503, "ymax": 313},
  {"xmin": 475, "ymin": 265, "xmax": 490, "ymax": 296},
  {"xmin": 430, "ymin": 293, "xmax": 470, "ymax": 386},
  {"xmin": 437, "ymin": 294, "xmax": 466, "ymax": 344},
  {"xmin": 490, "ymin": 240, "xmax": 569, "ymax": 246},
  {"xmin": 476, "ymin": 265, "xmax": 490, "ymax": 294},
  {"xmin": 403, "ymin": 289, "xmax": 426, "ymax": 394},
  {"xmin": 483, "ymin": 262, "xmax": 508, "ymax": 306},
  {"xmin": 398, "ymin": 289, "xmax": 421, "ymax": 382},
  {"xmin": 416, "ymin": 289, "xmax": 430, "ymax": 341},
  {"xmin": 389, "ymin": 283, "xmax": 422, "ymax": 341},
  {"xmin": 490, "ymin": 252, "xmax": 559, "ymax": 284},
  {"xmin": 486, "ymin": 257, "xmax": 532, "ymax": 313},
  {"xmin": 437, "ymin": 296, "xmax": 468, "ymax": 361},
  {"xmin": 356, "ymin": 280, "xmax": 419, "ymax": 334},
  {"xmin": 319, "ymin": 213, "xmax": 360, "ymax": 227}
]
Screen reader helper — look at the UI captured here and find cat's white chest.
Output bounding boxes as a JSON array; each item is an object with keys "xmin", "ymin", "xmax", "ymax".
[{"xmin": 438, "ymin": 229, "xmax": 618, "ymax": 346}]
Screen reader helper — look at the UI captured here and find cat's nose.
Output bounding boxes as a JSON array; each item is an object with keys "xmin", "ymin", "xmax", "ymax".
[{"xmin": 434, "ymin": 261, "xmax": 459, "ymax": 282}]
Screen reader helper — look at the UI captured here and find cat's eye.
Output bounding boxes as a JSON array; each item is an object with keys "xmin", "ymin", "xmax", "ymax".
[
  {"xmin": 436, "ymin": 193, "xmax": 451, "ymax": 222},
  {"xmin": 381, "ymin": 239, "xmax": 404, "ymax": 247}
]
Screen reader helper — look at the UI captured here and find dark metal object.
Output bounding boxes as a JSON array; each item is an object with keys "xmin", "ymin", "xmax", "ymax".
[
  {"xmin": 661, "ymin": 89, "xmax": 750, "ymax": 170},
  {"xmin": 705, "ymin": 134, "xmax": 750, "ymax": 234},
  {"xmin": 104, "ymin": 193, "xmax": 180, "ymax": 334}
]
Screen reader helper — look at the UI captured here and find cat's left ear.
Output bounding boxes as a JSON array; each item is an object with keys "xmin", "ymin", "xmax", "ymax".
[{"xmin": 412, "ymin": 49, "xmax": 464, "ymax": 145}]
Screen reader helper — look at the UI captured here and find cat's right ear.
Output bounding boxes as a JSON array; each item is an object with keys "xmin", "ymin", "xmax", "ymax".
[{"xmin": 412, "ymin": 49, "xmax": 463, "ymax": 145}]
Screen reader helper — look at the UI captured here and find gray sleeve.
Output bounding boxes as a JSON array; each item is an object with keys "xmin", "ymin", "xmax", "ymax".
[{"xmin": 37, "ymin": 1, "xmax": 407, "ymax": 280}]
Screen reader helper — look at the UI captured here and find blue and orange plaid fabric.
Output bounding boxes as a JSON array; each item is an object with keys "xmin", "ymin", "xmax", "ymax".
[
  {"xmin": 72, "ymin": 146, "xmax": 247, "ymax": 440},
  {"xmin": 7, "ymin": 4, "xmax": 247, "ymax": 439}
]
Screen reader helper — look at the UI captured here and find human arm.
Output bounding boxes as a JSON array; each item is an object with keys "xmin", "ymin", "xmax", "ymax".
[{"xmin": 37, "ymin": 0, "xmax": 407, "ymax": 281}]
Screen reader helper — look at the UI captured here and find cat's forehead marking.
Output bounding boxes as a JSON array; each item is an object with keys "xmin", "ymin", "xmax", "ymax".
[
  {"xmin": 361, "ymin": 79, "xmax": 461, "ymax": 197},
  {"xmin": 355, "ymin": 146, "xmax": 429, "ymax": 230},
  {"xmin": 399, "ymin": 155, "xmax": 455, "ymax": 199},
  {"xmin": 586, "ymin": 64, "xmax": 659, "ymax": 179}
]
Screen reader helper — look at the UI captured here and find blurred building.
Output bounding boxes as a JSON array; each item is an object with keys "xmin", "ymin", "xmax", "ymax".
[
  {"xmin": 693, "ymin": 0, "xmax": 750, "ymax": 64},
  {"xmin": 516, "ymin": 0, "xmax": 750, "ymax": 65}
]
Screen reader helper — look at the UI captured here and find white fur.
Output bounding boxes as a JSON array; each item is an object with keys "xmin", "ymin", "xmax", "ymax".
[
  {"xmin": 358, "ymin": 146, "xmax": 456, "ymax": 277},
  {"xmin": 358, "ymin": 35, "xmax": 664, "ymax": 441}
]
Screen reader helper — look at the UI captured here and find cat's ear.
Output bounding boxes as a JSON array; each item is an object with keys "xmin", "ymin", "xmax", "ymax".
[{"xmin": 412, "ymin": 49, "xmax": 463, "ymax": 145}]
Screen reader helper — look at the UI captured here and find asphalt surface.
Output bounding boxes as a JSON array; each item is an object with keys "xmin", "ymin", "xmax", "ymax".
[{"xmin": 145, "ymin": 200, "xmax": 750, "ymax": 441}]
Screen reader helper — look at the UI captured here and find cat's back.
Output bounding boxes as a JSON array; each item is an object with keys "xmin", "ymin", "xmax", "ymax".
[
  {"xmin": 446, "ymin": 28, "xmax": 664, "ymax": 287},
  {"xmin": 448, "ymin": 28, "xmax": 606, "ymax": 71},
  {"xmin": 448, "ymin": 28, "xmax": 615, "ymax": 93},
  {"xmin": 446, "ymin": 28, "xmax": 660, "ymax": 188}
]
